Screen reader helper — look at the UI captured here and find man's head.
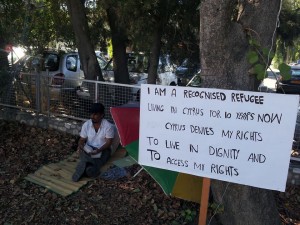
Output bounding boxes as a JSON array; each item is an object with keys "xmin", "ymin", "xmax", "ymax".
[{"xmin": 90, "ymin": 103, "xmax": 105, "ymax": 123}]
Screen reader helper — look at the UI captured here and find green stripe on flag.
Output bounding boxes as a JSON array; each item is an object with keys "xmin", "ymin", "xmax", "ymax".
[
  {"xmin": 125, "ymin": 140, "xmax": 140, "ymax": 161},
  {"xmin": 125, "ymin": 140, "xmax": 178, "ymax": 195},
  {"xmin": 143, "ymin": 166, "xmax": 178, "ymax": 195}
]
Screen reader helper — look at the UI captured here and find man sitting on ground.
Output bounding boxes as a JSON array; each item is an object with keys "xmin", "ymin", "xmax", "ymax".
[{"xmin": 72, "ymin": 103, "xmax": 114, "ymax": 182}]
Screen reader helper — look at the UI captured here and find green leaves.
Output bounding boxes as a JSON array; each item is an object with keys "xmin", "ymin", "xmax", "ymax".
[
  {"xmin": 278, "ymin": 63, "xmax": 291, "ymax": 80},
  {"xmin": 249, "ymin": 38, "xmax": 259, "ymax": 47},
  {"xmin": 254, "ymin": 64, "xmax": 266, "ymax": 80},
  {"xmin": 247, "ymin": 51, "xmax": 259, "ymax": 64},
  {"xmin": 246, "ymin": 50, "xmax": 266, "ymax": 80},
  {"xmin": 262, "ymin": 48, "xmax": 275, "ymax": 58},
  {"xmin": 180, "ymin": 209, "xmax": 196, "ymax": 223},
  {"xmin": 247, "ymin": 38, "xmax": 277, "ymax": 80}
]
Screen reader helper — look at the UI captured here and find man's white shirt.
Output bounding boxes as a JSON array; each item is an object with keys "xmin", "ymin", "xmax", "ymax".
[{"xmin": 80, "ymin": 119, "xmax": 114, "ymax": 158}]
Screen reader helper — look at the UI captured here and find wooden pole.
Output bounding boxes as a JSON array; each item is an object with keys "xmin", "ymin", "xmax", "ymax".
[{"xmin": 198, "ymin": 178, "xmax": 211, "ymax": 225}]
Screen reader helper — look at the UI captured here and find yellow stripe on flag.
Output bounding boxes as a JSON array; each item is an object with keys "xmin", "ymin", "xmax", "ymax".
[{"xmin": 171, "ymin": 173, "xmax": 203, "ymax": 203}]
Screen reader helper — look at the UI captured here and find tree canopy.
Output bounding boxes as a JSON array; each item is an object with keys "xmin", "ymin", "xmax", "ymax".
[
  {"xmin": 0, "ymin": 0, "xmax": 199, "ymax": 63},
  {"xmin": 0, "ymin": 0, "xmax": 300, "ymax": 224}
]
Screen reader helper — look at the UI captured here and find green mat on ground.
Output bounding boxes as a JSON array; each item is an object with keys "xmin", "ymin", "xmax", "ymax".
[
  {"xmin": 24, "ymin": 148, "xmax": 132, "ymax": 197},
  {"xmin": 25, "ymin": 152, "xmax": 92, "ymax": 197},
  {"xmin": 113, "ymin": 156, "xmax": 136, "ymax": 168}
]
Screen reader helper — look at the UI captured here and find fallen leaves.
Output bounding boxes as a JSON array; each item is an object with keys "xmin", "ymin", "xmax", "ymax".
[
  {"xmin": 0, "ymin": 120, "xmax": 202, "ymax": 225},
  {"xmin": 0, "ymin": 119, "xmax": 299, "ymax": 225}
]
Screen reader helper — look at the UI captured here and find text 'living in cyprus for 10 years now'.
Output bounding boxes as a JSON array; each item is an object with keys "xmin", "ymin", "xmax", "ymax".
[{"xmin": 138, "ymin": 84, "xmax": 299, "ymax": 191}]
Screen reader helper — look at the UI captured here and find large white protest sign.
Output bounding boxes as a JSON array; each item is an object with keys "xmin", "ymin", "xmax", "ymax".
[{"xmin": 138, "ymin": 84, "xmax": 299, "ymax": 191}]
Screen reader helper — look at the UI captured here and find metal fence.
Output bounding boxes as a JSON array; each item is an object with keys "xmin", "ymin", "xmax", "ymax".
[
  {"xmin": 1, "ymin": 71, "xmax": 300, "ymax": 157},
  {"xmin": 0, "ymin": 71, "xmax": 140, "ymax": 122}
]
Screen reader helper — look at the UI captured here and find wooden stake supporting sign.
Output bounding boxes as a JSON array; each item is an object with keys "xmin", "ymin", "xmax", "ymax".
[{"xmin": 199, "ymin": 178, "xmax": 211, "ymax": 225}]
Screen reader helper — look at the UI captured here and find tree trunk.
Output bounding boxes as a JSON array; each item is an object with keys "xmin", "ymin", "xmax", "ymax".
[
  {"xmin": 105, "ymin": 4, "xmax": 130, "ymax": 106},
  {"xmin": 147, "ymin": 0, "xmax": 169, "ymax": 85},
  {"xmin": 0, "ymin": 37, "xmax": 9, "ymax": 70},
  {"xmin": 106, "ymin": 5, "xmax": 129, "ymax": 84},
  {"xmin": 199, "ymin": 1, "xmax": 282, "ymax": 224},
  {"xmin": 147, "ymin": 23, "xmax": 163, "ymax": 84},
  {"xmin": 66, "ymin": 0, "xmax": 102, "ymax": 81},
  {"xmin": 0, "ymin": 38, "xmax": 10, "ymax": 100}
]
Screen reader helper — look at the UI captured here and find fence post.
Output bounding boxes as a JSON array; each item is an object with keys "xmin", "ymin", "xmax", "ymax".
[
  {"xmin": 95, "ymin": 76, "xmax": 99, "ymax": 103},
  {"xmin": 39, "ymin": 70, "xmax": 49, "ymax": 114},
  {"xmin": 46, "ymin": 68, "xmax": 50, "ymax": 117},
  {"xmin": 35, "ymin": 68, "xmax": 41, "ymax": 113}
]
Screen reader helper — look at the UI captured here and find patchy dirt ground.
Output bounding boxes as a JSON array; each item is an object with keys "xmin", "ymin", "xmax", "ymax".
[{"xmin": 0, "ymin": 120, "xmax": 299, "ymax": 225}]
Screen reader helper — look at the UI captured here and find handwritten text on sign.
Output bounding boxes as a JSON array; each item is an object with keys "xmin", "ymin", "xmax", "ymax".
[{"xmin": 138, "ymin": 84, "xmax": 299, "ymax": 191}]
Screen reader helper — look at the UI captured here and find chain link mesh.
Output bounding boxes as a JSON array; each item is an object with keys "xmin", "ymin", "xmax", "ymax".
[
  {"xmin": 1, "ymin": 71, "xmax": 300, "ymax": 154},
  {"xmin": 0, "ymin": 72, "xmax": 140, "ymax": 123}
]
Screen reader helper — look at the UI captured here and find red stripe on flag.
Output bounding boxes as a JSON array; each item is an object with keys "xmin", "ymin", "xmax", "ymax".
[{"xmin": 111, "ymin": 107, "xmax": 140, "ymax": 146}]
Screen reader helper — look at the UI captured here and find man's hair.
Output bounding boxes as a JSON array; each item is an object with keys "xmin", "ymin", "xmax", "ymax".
[{"xmin": 90, "ymin": 103, "xmax": 105, "ymax": 114}]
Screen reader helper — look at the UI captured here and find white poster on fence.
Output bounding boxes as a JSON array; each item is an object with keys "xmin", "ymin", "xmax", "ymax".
[{"xmin": 138, "ymin": 84, "xmax": 299, "ymax": 191}]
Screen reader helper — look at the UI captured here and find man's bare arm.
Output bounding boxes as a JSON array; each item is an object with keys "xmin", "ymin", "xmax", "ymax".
[{"xmin": 77, "ymin": 137, "xmax": 87, "ymax": 153}]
